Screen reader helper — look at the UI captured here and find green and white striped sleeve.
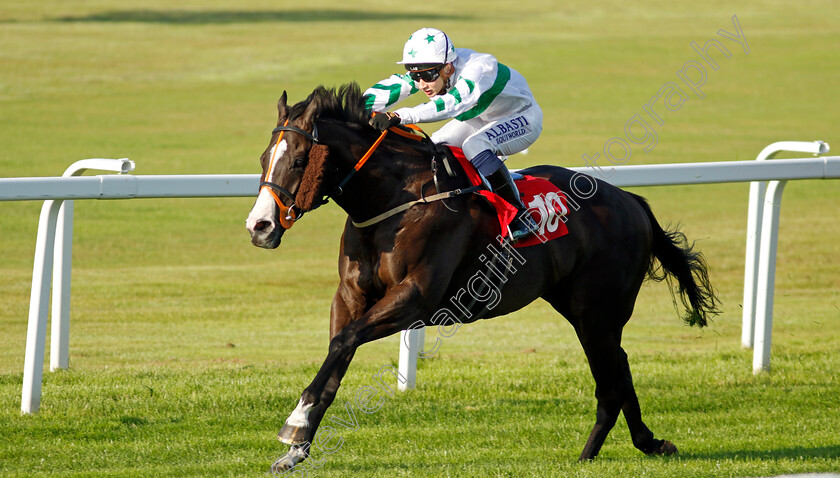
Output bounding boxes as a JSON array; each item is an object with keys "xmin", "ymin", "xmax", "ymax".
[
  {"xmin": 394, "ymin": 60, "xmax": 511, "ymax": 124},
  {"xmin": 362, "ymin": 74, "xmax": 419, "ymax": 112}
]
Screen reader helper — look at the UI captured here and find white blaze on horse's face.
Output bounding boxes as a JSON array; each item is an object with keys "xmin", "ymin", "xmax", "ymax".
[
  {"xmin": 265, "ymin": 138, "xmax": 287, "ymax": 182},
  {"xmin": 246, "ymin": 139, "xmax": 287, "ymax": 247}
]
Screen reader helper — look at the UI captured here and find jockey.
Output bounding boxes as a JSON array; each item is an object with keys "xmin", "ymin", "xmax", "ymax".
[{"xmin": 363, "ymin": 27, "xmax": 542, "ymax": 242}]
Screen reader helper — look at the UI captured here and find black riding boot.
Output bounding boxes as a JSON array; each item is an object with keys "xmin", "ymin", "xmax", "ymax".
[{"xmin": 487, "ymin": 167, "xmax": 539, "ymax": 242}]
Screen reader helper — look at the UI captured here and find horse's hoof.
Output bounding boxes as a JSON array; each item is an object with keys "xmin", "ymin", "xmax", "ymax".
[
  {"xmin": 277, "ymin": 423, "xmax": 309, "ymax": 446},
  {"xmin": 642, "ymin": 439, "xmax": 678, "ymax": 456},
  {"xmin": 270, "ymin": 456, "xmax": 294, "ymax": 473},
  {"xmin": 656, "ymin": 440, "xmax": 678, "ymax": 456},
  {"xmin": 270, "ymin": 444, "xmax": 309, "ymax": 473}
]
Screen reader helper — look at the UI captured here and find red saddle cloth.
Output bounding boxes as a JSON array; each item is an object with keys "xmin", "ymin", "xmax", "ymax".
[{"xmin": 447, "ymin": 146, "xmax": 569, "ymax": 248}]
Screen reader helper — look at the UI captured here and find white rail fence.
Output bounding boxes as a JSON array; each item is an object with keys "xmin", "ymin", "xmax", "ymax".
[{"xmin": 1, "ymin": 141, "xmax": 836, "ymax": 415}]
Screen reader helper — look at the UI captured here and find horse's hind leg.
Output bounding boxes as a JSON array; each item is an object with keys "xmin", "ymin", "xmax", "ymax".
[
  {"xmin": 572, "ymin": 324, "xmax": 677, "ymax": 459},
  {"xmin": 617, "ymin": 347, "xmax": 678, "ymax": 456},
  {"xmin": 547, "ymin": 289, "xmax": 676, "ymax": 460},
  {"xmin": 573, "ymin": 325, "xmax": 626, "ymax": 460}
]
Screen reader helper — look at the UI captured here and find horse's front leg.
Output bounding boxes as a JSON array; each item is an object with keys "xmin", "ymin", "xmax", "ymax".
[
  {"xmin": 276, "ymin": 281, "xmax": 431, "ymax": 449},
  {"xmin": 276, "ymin": 290, "xmax": 357, "ymax": 449}
]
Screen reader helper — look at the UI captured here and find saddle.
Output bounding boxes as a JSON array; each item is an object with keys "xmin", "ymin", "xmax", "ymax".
[
  {"xmin": 441, "ymin": 146, "xmax": 570, "ymax": 248},
  {"xmin": 385, "ymin": 125, "xmax": 569, "ymax": 247}
]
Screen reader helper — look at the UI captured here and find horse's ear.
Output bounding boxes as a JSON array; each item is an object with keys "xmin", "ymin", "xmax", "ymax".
[
  {"xmin": 296, "ymin": 144, "xmax": 330, "ymax": 212},
  {"xmin": 277, "ymin": 91, "xmax": 288, "ymax": 125},
  {"xmin": 300, "ymin": 95, "xmax": 320, "ymax": 129}
]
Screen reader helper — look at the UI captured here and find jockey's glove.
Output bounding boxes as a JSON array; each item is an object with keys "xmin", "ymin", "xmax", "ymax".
[{"xmin": 369, "ymin": 111, "xmax": 401, "ymax": 131}]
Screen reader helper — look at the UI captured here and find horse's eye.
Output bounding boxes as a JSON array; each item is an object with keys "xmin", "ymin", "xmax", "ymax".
[{"xmin": 292, "ymin": 158, "xmax": 306, "ymax": 169}]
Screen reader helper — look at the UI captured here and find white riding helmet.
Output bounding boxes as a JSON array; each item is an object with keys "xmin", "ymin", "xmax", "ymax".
[{"xmin": 397, "ymin": 27, "xmax": 456, "ymax": 68}]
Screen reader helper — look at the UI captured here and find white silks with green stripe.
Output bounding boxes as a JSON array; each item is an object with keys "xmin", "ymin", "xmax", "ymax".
[{"xmin": 362, "ymin": 48, "xmax": 536, "ymax": 126}]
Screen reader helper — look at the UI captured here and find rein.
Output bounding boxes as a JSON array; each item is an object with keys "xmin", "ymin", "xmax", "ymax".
[
  {"xmin": 263, "ymin": 117, "xmax": 481, "ymax": 230},
  {"xmin": 332, "ymin": 120, "xmax": 429, "ymax": 195},
  {"xmin": 347, "ymin": 122, "xmax": 481, "ymax": 228},
  {"xmin": 334, "ymin": 128, "xmax": 389, "ymax": 196},
  {"xmin": 350, "ymin": 184, "xmax": 481, "ymax": 228}
]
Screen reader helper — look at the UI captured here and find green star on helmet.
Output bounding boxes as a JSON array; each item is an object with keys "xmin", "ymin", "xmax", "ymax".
[
  {"xmin": 424, "ymin": 34, "xmax": 436, "ymax": 43},
  {"xmin": 408, "ymin": 48, "xmax": 417, "ymax": 58}
]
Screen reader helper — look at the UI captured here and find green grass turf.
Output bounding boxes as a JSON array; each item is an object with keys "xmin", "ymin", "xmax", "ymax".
[{"xmin": 1, "ymin": 1, "xmax": 839, "ymax": 476}]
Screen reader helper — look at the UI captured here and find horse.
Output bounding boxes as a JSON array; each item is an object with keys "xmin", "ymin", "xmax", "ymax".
[{"xmin": 245, "ymin": 83, "xmax": 719, "ymax": 470}]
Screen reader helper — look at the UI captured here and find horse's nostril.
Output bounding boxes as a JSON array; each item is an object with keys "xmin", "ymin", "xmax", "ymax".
[{"xmin": 254, "ymin": 220, "xmax": 273, "ymax": 232}]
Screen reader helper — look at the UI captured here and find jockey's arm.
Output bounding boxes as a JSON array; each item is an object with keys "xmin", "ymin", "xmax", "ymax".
[
  {"xmin": 393, "ymin": 55, "xmax": 500, "ymax": 124},
  {"xmin": 362, "ymin": 74, "xmax": 419, "ymax": 112}
]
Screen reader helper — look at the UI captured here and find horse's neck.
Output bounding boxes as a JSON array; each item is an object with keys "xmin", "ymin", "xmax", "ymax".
[{"xmin": 333, "ymin": 138, "xmax": 432, "ymax": 225}]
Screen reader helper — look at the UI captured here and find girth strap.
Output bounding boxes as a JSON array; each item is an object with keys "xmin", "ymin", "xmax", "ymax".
[{"xmin": 351, "ymin": 185, "xmax": 482, "ymax": 228}]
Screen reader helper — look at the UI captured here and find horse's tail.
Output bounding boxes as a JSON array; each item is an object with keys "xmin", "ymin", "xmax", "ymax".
[{"xmin": 631, "ymin": 193, "xmax": 720, "ymax": 327}]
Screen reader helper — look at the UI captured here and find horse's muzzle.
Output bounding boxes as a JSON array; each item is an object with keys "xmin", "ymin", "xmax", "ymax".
[
  {"xmin": 248, "ymin": 220, "xmax": 284, "ymax": 249},
  {"xmin": 246, "ymin": 188, "xmax": 288, "ymax": 249}
]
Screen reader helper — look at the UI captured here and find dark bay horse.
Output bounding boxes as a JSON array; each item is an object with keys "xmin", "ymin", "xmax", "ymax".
[{"xmin": 245, "ymin": 83, "xmax": 718, "ymax": 470}]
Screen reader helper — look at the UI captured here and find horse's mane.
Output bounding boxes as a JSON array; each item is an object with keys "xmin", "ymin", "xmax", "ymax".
[
  {"xmin": 287, "ymin": 82, "xmax": 370, "ymax": 128},
  {"xmin": 292, "ymin": 82, "xmax": 433, "ymax": 211},
  {"xmin": 289, "ymin": 82, "xmax": 434, "ymax": 158}
]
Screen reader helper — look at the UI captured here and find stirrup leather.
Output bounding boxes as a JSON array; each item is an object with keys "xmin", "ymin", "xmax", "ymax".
[{"xmin": 487, "ymin": 167, "xmax": 538, "ymax": 242}]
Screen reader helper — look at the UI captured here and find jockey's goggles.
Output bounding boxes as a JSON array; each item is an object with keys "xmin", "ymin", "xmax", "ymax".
[{"xmin": 407, "ymin": 65, "xmax": 444, "ymax": 82}]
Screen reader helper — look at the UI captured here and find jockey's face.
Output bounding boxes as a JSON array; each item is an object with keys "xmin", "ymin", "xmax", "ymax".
[
  {"xmin": 418, "ymin": 76, "xmax": 446, "ymax": 97},
  {"xmin": 411, "ymin": 63, "xmax": 453, "ymax": 98}
]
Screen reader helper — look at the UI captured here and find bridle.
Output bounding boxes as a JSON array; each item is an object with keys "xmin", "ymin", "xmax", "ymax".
[
  {"xmin": 258, "ymin": 120, "xmax": 320, "ymax": 229},
  {"xmin": 260, "ymin": 118, "xmax": 389, "ymax": 230},
  {"xmin": 262, "ymin": 116, "xmax": 481, "ymax": 231}
]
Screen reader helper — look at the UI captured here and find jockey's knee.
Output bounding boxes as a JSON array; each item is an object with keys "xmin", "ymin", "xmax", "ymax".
[
  {"xmin": 470, "ymin": 149, "xmax": 504, "ymax": 176},
  {"xmin": 462, "ymin": 136, "xmax": 493, "ymax": 160}
]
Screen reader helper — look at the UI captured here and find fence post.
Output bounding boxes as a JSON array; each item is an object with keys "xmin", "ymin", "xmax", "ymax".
[
  {"xmin": 21, "ymin": 199, "xmax": 62, "ymax": 414},
  {"xmin": 741, "ymin": 141, "xmax": 828, "ymax": 349},
  {"xmin": 752, "ymin": 179, "xmax": 787, "ymax": 373},
  {"xmin": 51, "ymin": 159, "xmax": 135, "ymax": 372},
  {"xmin": 50, "ymin": 199, "xmax": 73, "ymax": 371},
  {"xmin": 399, "ymin": 328, "xmax": 424, "ymax": 391},
  {"xmin": 21, "ymin": 159, "xmax": 134, "ymax": 414}
]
